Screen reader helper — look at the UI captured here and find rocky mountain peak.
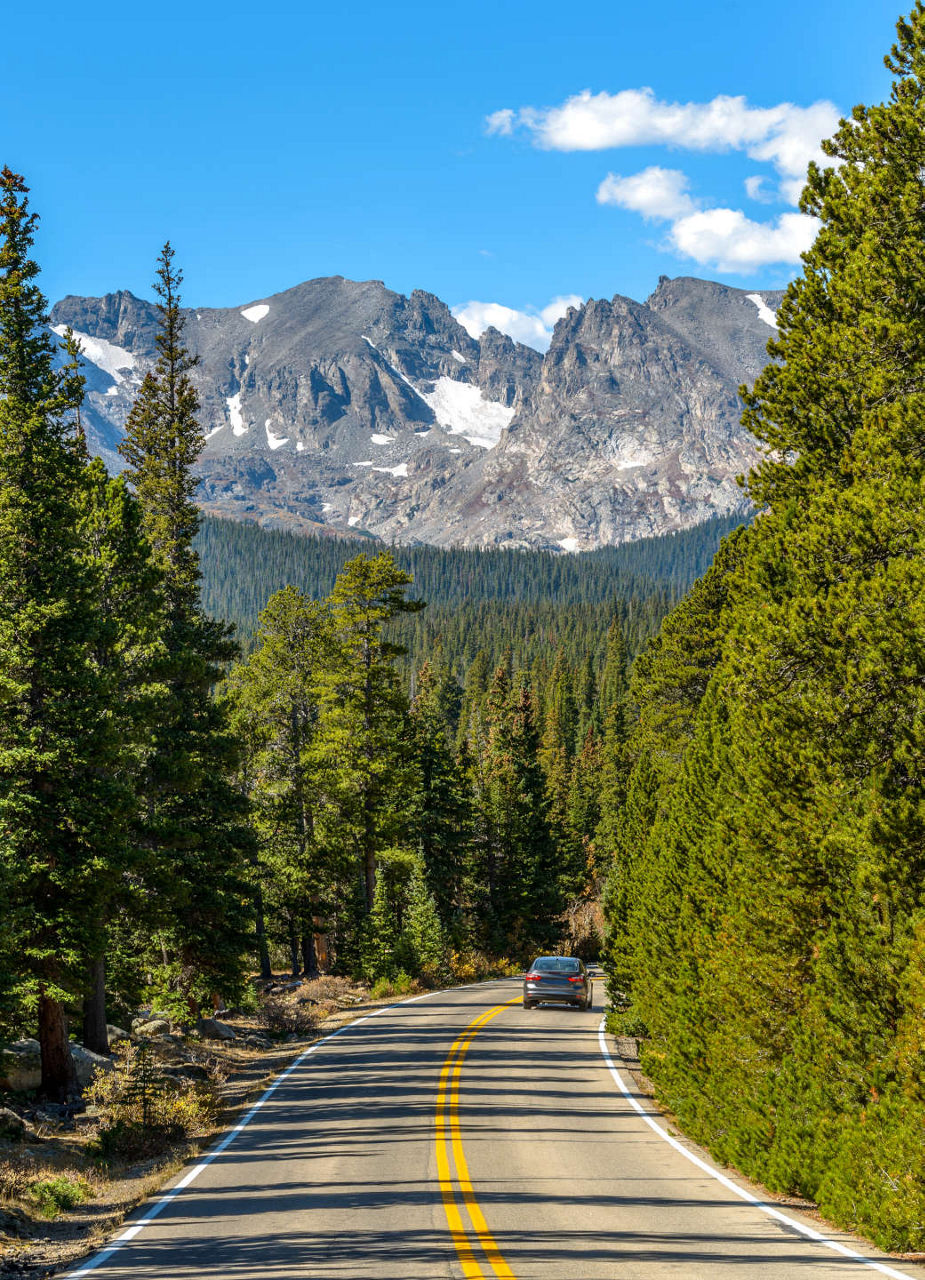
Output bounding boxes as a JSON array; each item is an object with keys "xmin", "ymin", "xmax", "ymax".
[{"xmin": 50, "ymin": 272, "xmax": 783, "ymax": 549}]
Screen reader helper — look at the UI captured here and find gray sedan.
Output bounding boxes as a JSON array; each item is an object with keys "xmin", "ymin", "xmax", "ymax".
[{"xmin": 523, "ymin": 956, "xmax": 593, "ymax": 1009}]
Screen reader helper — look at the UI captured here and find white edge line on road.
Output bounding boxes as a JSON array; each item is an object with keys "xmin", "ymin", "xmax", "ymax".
[
  {"xmin": 597, "ymin": 1017, "xmax": 918, "ymax": 1280},
  {"xmin": 63, "ymin": 980, "xmax": 500, "ymax": 1277}
]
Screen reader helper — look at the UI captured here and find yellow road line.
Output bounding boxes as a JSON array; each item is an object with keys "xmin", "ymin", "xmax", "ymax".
[{"xmin": 436, "ymin": 999, "xmax": 520, "ymax": 1279}]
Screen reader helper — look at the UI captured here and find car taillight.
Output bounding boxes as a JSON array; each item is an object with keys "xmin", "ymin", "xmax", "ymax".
[
  {"xmin": 525, "ymin": 973, "xmax": 542, "ymax": 981},
  {"xmin": 568, "ymin": 975, "xmax": 584, "ymax": 983}
]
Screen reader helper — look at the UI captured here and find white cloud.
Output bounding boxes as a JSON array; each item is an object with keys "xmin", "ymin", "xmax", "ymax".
[
  {"xmin": 668, "ymin": 208, "xmax": 819, "ymax": 272},
  {"xmin": 453, "ymin": 294, "xmax": 584, "ymax": 351},
  {"xmin": 596, "ymin": 166, "xmax": 697, "ymax": 220},
  {"xmin": 744, "ymin": 175, "xmax": 775, "ymax": 204},
  {"xmin": 489, "ymin": 87, "xmax": 839, "ymax": 205},
  {"xmin": 485, "ymin": 108, "xmax": 517, "ymax": 137}
]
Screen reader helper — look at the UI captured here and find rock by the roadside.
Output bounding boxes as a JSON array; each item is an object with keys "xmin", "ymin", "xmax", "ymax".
[
  {"xmin": 196, "ymin": 1017, "xmax": 236, "ymax": 1041},
  {"xmin": 244, "ymin": 1035, "xmax": 271, "ymax": 1050},
  {"xmin": 107, "ymin": 1024, "xmax": 130, "ymax": 1044},
  {"xmin": 0, "ymin": 1041, "xmax": 41, "ymax": 1092},
  {"xmin": 0, "ymin": 1107, "xmax": 29, "ymax": 1142},
  {"xmin": 133, "ymin": 1018, "xmax": 170, "ymax": 1037},
  {"xmin": 69, "ymin": 1043, "xmax": 114, "ymax": 1089}
]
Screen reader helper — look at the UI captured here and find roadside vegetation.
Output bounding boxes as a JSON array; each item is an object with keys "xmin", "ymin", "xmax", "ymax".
[{"xmin": 601, "ymin": 3, "xmax": 925, "ymax": 1253}]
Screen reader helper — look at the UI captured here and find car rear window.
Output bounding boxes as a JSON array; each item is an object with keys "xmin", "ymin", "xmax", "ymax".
[{"xmin": 531, "ymin": 957, "xmax": 581, "ymax": 973}]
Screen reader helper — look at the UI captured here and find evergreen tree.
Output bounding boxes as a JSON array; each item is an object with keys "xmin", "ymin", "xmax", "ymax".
[
  {"xmin": 314, "ymin": 552, "xmax": 423, "ymax": 913},
  {"xmin": 120, "ymin": 244, "xmax": 253, "ymax": 1013},
  {"xmin": 76, "ymin": 459, "xmax": 165, "ymax": 1051},
  {"xmin": 225, "ymin": 586, "xmax": 334, "ymax": 979},
  {"xmin": 473, "ymin": 668, "xmax": 560, "ymax": 954},
  {"xmin": 409, "ymin": 658, "xmax": 471, "ymax": 930},
  {"xmin": 599, "ymin": 7, "xmax": 925, "ymax": 1249},
  {"xmin": 0, "ymin": 169, "xmax": 121, "ymax": 1097}
]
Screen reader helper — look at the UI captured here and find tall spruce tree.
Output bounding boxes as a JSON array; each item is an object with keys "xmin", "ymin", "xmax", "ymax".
[
  {"xmin": 120, "ymin": 244, "xmax": 253, "ymax": 1012},
  {"xmin": 314, "ymin": 551, "xmax": 423, "ymax": 914},
  {"xmin": 76, "ymin": 459, "xmax": 165, "ymax": 1052},
  {"xmin": 225, "ymin": 586, "xmax": 334, "ymax": 979},
  {"xmin": 409, "ymin": 657, "xmax": 470, "ymax": 931},
  {"xmin": 0, "ymin": 169, "xmax": 123, "ymax": 1097}
]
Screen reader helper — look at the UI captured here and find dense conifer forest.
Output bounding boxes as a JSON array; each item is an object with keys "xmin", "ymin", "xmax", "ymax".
[{"xmin": 599, "ymin": 3, "xmax": 925, "ymax": 1251}]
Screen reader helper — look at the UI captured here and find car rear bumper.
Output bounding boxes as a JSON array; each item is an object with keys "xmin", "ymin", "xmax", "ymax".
[{"xmin": 523, "ymin": 983, "xmax": 587, "ymax": 1002}]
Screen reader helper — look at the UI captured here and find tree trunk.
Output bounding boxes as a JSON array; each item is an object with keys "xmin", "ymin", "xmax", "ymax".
[
  {"xmin": 82, "ymin": 955, "xmax": 109, "ymax": 1055},
  {"xmin": 255, "ymin": 888, "xmax": 272, "ymax": 981},
  {"xmin": 288, "ymin": 917, "xmax": 300, "ymax": 978},
  {"xmin": 300, "ymin": 929, "xmax": 318, "ymax": 980},
  {"xmin": 38, "ymin": 993, "xmax": 77, "ymax": 1102}
]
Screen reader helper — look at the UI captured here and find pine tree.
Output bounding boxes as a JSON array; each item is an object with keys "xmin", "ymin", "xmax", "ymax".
[
  {"xmin": 76, "ymin": 459, "xmax": 165, "ymax": 1051},
  {"xmin": 314, "ymin": 552, "xmax": 423, "ymax": 914},
  {"xmin": 225, "ymin": 586, "xmax": 334, "ymax": 979},
  {"xmin": 473, "ymin": 667, "xmax": 560, "ymax": 954},
  {"xmin": 409, "ymin": 658, "xmax": 471, "ymax": 930},
  {"xmin": 0, "ymin": 169, "xmax": 122, "ymax": 1097},
  {"xmin": 120, "ymin": 244, "xmax": 253, "ymax": 1013}
]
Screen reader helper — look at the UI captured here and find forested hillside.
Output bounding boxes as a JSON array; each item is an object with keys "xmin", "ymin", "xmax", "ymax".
[
  {"xmin": 600, "ymin": 3, "xmax": 925, "ymax": 1252},
  {"xmin": 196, "ymin": 513, "xmax": 740, "ymax": 638}
]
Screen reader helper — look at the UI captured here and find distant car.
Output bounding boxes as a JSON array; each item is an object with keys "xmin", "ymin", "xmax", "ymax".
[{"xmin": 523, "ymin": 955, "xmax": 592, "ymax": 1009}]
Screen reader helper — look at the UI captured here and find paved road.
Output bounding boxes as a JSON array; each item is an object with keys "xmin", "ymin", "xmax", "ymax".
[{"xmin": 68, "ymin": 979, "xmax": 925, "ymax": 1279}]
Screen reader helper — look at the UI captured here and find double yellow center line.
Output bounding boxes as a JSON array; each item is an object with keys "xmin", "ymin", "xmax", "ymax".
[{"xmin": 435, "ymin": 998, "xmax": 521, "ymax": 1278}]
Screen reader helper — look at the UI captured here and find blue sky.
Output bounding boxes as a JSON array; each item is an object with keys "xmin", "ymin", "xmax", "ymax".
[{"xmin": 3, "ymin": 0, "xmax": 903, "ymax": 347}]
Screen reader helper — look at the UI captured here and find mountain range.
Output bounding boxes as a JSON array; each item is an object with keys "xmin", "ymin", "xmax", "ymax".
[{"xmin": 49, "ymin": 273, "xmax": 782, "ymax": 551}]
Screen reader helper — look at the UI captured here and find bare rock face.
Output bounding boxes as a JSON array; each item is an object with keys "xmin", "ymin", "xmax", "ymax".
[{"xmin": 49, "ymin": 273, "xmax": 780, "ymax": 550}]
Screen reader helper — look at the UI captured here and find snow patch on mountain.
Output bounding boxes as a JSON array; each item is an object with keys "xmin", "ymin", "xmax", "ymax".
[
  {"xmin": 371, "ymin": 433, "xmax": 394, "ymax": 445},
  {"xmin": 451, "ymin": 350, "xmax": 466, "ymax": 364},
  {"xmin": 53, "ymin": 326, "xmax": 136, "ymax": 383},
  {"xmin": 227, "ymin": 392, "xmax": 247, "ymax": 436},
  {"xmin": 241, "ymin": 304, "xmax": 270, "ymax": 324},
  {"xmin": 418, "ymin": 377, "xmax": 515, "ymax": 449},
  {"xmin": 558, "ymin": 537, "xmax": 580, "ymax": 553},
  {"xmin": 746, "ymin": 293, "xmax": 778, "ymax": 329},
  {"xmin": 373, "ymin": 462, "xmax": 409, "ymax": 477},
  {"xmin": 265, "ymin": 419, "xmax": 288, "ymax": 450}
]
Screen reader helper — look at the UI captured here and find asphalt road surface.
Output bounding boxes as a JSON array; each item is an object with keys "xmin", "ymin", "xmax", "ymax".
[{"xmin": 67, "ymin": 979, "xmax": 925, "ymax": 1280}]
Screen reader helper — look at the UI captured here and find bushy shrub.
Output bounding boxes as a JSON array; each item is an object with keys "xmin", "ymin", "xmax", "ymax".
[
  {"xmin": 370, "ymin": 972, "xmax": 416, "ymax": 999},
  {"xmin": 29, "ymin": 1174, "xmax": 93, "ymax": 1218},
  {"xmin": 87, "ymin": 1043, "xmax": 221, "ymax": 1161},
  {"xmin": 449, "ymin": 949, "xmax": 520, "ymax": 983},
  {"xmin": 260, "ymin": 992, "xmax": 317, "ymax": 1037}
]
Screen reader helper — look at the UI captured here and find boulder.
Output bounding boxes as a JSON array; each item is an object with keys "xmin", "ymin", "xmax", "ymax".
[
  {"xmin": 69, "ymin": 1044, "xmax": 114, "ymax": 1089},
  {"xmin": 106, "ymin": 1025, "xmax": 130, "ymax": 1044},
  {"xmin": 0, "ymin": 1041, "xmax": 41, "ymax": 1092},
  {"xmin": 0, "ymin": 1107, "xmax": 28, "ymax": 1142},
  {"xmin": 196, "ymin": 1017, "xmax": 236, "ymax": 1041},
  {"xmin": 133, "ymin": 1019, "xmax": 170, "ymax": 1038}
]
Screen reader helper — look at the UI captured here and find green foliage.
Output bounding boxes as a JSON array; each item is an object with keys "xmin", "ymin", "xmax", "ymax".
[
  {"xmin": 29, "ymin": 1175, "xmax": 93, "ymax": 1219},
  {"xmin": 116, "ymin": 244, "xmax": 255, "ymax": 1015},
  {"xmin": 600, "ymin": 7, "xmax": 925, "ymax": 1250},
  {"xmin": 371, "ymin": 971, "xmax": 416, "ymax": 999}
]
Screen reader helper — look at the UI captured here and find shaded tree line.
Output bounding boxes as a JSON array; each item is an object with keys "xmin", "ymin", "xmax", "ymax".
[{"xmin": 598, "ymin": 5, "xmax": 925, "ymax": 1252}]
